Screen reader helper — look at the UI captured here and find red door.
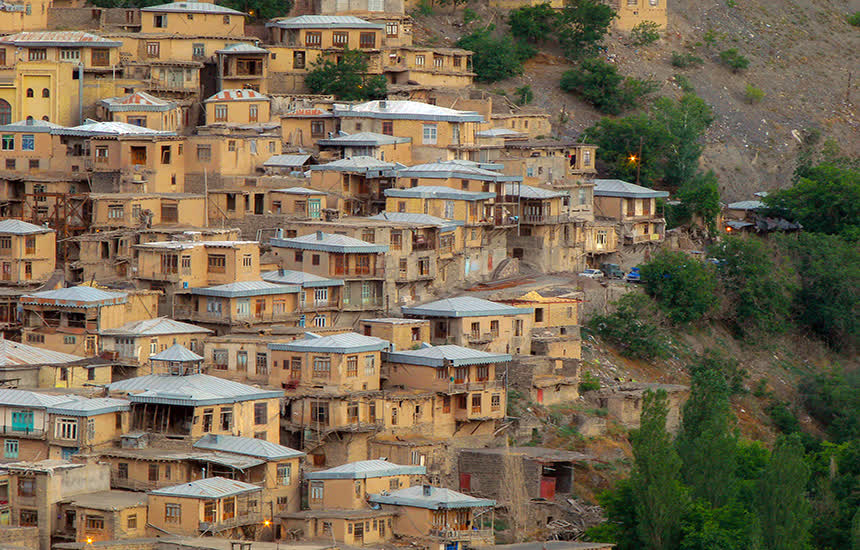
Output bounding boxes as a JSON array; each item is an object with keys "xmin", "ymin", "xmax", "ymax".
[
  {"xmin": 459, "ymin": 473, "xmax": 471, "ymax": 492},
  {"xmin": 540, "ymin": 477, "xmax": 556, "ymax": 499},
  {"xmin": 536, "ymin": 388, "xmax": 544, "ymax": 403}
]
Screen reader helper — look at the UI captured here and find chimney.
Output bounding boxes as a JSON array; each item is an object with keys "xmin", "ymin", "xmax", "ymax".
[
  {"xmin": 316, "ymin": 230, "xmax": 323, "ymax": 241},
  {"xmin": 379, "ymin": 100, "xmax": 387, "ymax": 110},
  {"xmin": 422, "ymin": 485, "xmax": 432, "ymax": 497}
]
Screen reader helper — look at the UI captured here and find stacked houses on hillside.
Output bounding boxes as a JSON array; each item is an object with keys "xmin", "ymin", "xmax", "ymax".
[{"xmin": 0, "ymin": 0, "xmax": 674, "ymax": 548}]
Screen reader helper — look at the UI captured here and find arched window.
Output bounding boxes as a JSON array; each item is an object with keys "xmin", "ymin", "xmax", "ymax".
[
  {"xmin": 0, "ymin": 99, "xmax": 11, "ymax": 125},
  {"xmin": 42, "ymin": 116, "xmax": 49, "ymax": 122},
  {"xmin": 41, "ymin": 88, "xmax": 49, "ymax": 98},
  {"xmin": 26, "ymin": 89, "xmax": 34, "ymax": 98}
]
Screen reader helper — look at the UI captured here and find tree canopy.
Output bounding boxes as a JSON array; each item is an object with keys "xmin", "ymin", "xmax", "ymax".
[
  {"xmin": 640, "ymin": 250, "xmax": 718, "ymax": 325},
  {"xmin": 560, "ymin": 58, "xmax": 656, "ymax": 115},
  {"xmin": 456, "ymin": 26, "xmax": 535, "ymax": 83}
]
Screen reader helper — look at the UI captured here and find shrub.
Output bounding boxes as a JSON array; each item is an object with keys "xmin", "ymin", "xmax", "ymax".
[
  {"xmin": 640, "ymin": 250, "xmax": 719, "ymax": 325},
  {"xmin": 514, "ymin": 85, "xmax": 534, "ymax": 105},
  {"xmin": 674, "ymin": 73, "xmax": 694, "ymax": 92},
  {"xmin": 456, "ymin": 26, "xmax": 535, "ymax": 83},
  {"xmin": 766, "ymin": 401, "xmax": 800, "ymax": 434},
  {"xmin": 555, "ymin": 0, "xmax": 617, "ymax": 60},
  {"xmin": 305, "ymin": 48, "xmax": 387, "ymax": 100},
  {"xmin": 848, "ymin": 11, "xmax": 860, "ymax": 26},
  {"xmin": 630, "ymin": 21, "xmax": 661, "ymax": 45},
  {"xmin": 560, "ymin": 58, "xmax": 656, "ymax": 114},
  {"xmin": 719, "ymin": 48, "xmax": 750, "ymax": 72},
  {"xmin": 508, "ymin": 2, "xmax": 558, "ymax": 43},
  {"xmin": 588, "ymin": 293, "xmax": 670, "ymax": 360},
  {"xmin": 462, "ymin": 7, "xmax": 477, "ymax": 23},
  {"xmin": 670, "ymin": 51, "xmax": 704, "ymax": 68},
  {"xmin": 744, "ymin": 84, "xmax": 765, "ymax": 104},
  {"xmin": 579, "ymin": 371, "xmax": 601, "ymax": 393},
  {"xmin": 414, "ymin": 0, "xmax": 433, "ymax": 15}
]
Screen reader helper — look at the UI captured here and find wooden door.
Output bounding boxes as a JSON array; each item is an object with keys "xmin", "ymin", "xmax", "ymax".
[{"xmin": 540, "ymin": 476, "xmax": 556, "ymax": 499}]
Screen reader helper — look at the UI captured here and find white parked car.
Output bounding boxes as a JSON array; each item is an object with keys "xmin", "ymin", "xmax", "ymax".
[{"xmin": 578, "ymin": 269, "xmax": 604, "ymax": 279}]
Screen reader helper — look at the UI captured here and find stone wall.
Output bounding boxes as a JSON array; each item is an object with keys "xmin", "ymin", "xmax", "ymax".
[{"xmin": 0, "ymin": 526, "xmax": 39, "ymax": 550}]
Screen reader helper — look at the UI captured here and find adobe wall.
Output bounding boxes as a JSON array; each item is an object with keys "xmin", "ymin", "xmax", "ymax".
[{"xmin": 0, "ymin": 526, "xmax": 39, "ymax": 550}]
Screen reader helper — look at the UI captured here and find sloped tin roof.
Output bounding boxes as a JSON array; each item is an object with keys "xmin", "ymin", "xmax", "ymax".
[
  {"xmin": 193, "ymin": 434, "xmax": 305, "ymax": 460},
  {"xmin": 270, "ymin": 232, "xmax": 388, "ymax": 253},
  {"xmin": 190, "ymin": 280, "xmax": 300, "ymax": 298},
  {"xmin": 261, "ymin": 270, "xmax": 343, "ymax": 288},
  {"xmin": 305, "ymin": 459, "xmax": 425, "ymax": 480},
  {"xmin": 369, "ymin": 485, "xmax": 495, "ymax": 510},
  {"xmin": 402, "ymin": 296, "xmax": 532, "ymax": 318},
  {"xmin": 150, "ymin": 344, "xmax": 204, "ymax": 363},
  {"xmin": 0, "ymin": 219, "xmax": 53, "ymax": 235},
  {"xmin": 384, "ymin": 344, "xmax": 511, "ymax": 367},
  {"xmin": 268, "ymin": 332, "xmax": 388, "ymax": 353},
  {"xmin": 149, "ymin": 476, "xmax": 261, "ymax": 499},
  {"xmin": 0, "ymin": 339, "xmax": 84, "ymax": 366},
  {"xmin": 99, "ymin": 317, "xmax": 211, "ymax": 337},
  {"xmin": 108, "ymin": 373, "xmax": 282, "ymax": 406},
  {"xmin": 21, "ymin": 286, "xmax": 128, "ymax": 308}
]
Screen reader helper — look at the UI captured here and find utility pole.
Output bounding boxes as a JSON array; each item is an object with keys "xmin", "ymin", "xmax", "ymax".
[{"xmin": 636, "ymin": 136, "xmax": 643, "ymax": 186}]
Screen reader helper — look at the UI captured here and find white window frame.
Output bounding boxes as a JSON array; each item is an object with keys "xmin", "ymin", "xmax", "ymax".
[{"xmin": 422, "ymin": 124, "xmax": 437, "ymax": 145}]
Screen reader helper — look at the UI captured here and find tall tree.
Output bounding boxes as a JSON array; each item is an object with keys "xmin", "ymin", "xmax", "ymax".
[
  {"xmin": 652, "ymin": 94, "xmax": 714, "ymax": 188},
  {"xmin": 676, "ymin": 353, "xmax": 738, "ymax": 507},
  {"xmin": 640, "ymin": 250, "xmax": 719, "ymax": 325},
  {"xmin": 304, "ymin": 48, "xmax": 387, "ymax": 101},
  {"xmin": 631, "ymin": 389, "xmax": 686, "ymax": 550},
  {"xmin": 757, "ymin": 435, "xmax": 813, "ymax": 550},
  {"xmin": 555, "ymin": 0, "xmax": 616, "ymax": 60}
]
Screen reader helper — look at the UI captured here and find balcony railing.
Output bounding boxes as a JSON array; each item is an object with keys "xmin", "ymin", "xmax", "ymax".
[
  {"xmin": 521, "ymin": 214, "xmax": 573, "ymax": 224},
  {"xmin": 632, "ymin": 233, "xmax": 663, "ymax": 243},
  {"xmin": 448, "ymin": 380, "xmax": 501, "ymax": 393},
  {"xmin": 331, "ymin": 266, "xmax": 385, "ymax": 278},
  {"xmin": 342, "ymin": 297, "xmax": 384, "ymax": 310},
  {"xmin": 0, "ymin": 426, "xmax": 45, "ymax": 438},
  {"xmin": 429, "ymin": 528, "xmax": 493, "ymax": 541},
  {"xmin": 467, "ymin": 333, "xmax": 496, "ymax": 344},
  {"xmin": 199, "ymin": 511, "xmax": 262, "ymax": 533}
]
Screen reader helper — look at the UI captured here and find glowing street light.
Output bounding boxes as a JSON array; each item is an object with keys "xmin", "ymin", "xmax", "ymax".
[{"xmin": 86, "ymin": 538, "xmax": 94, "ymax": 545}]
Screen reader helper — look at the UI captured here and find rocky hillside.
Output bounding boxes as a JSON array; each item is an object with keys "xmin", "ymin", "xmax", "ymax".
[{"xmin": 412, "ymin": 0, "xmax": 860, "ymax": 201}]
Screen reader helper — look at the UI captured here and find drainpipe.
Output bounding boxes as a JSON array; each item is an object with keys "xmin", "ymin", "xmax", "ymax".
[{"xmin": 78, "ymin": 63, "xmax": 84, "ymax": 125}]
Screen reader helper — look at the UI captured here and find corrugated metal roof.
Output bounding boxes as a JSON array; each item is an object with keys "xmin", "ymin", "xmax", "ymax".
[
  {"xmin": 261, "ymin": 270, "xmax": 343, "ymax": 288},
  {"xmin": 149, "ymin": 476, "xmax": 261, "ymax": 499},
  {"xmin": 0, "ymin": 219, "xmax": 53, "ymax": 235},
  {"xmin": 21, "ymin": 286, "xmax": 128, "ymax": 308},
  {"xmin": 193, "ymin": 434, "xmax": 305, "ymax": 460},
  {"xmin": 270, "ymin": 232, "xmax": 388, "ymax": 254},
  {"xmin": 263, "ymin": 154, "xmax": 312, "ymax": 168},
  {"xmin": 384, "ymin": 345, "xmax": 511, "ymax": 367},
  {"xmin": 108, "ymin": 373, "xmax": 282, "ymax": 406},
  {"xmin": 186, "ymin": 451, "xmax": 264, "ymax": 470},
  {"xmin": 0, "ymin": 119, "xmax": 63, "ymax": 133},
  {"xmin": 368, "ymin": 212, "xmax": 463, "ymax": 232},
  {"xmin": 401, "ymin": 296, "xmax": 532, "ymax": 318},
  {"xmin": 141, "ymin": 2, "xmax": 246, "ymax": 14},
  {"xmin": 267, "ymin": 15, "xmax": 384, "ymax": 30},
  {"xmin": 593, "ymin": 179, "xmax": 669, "ymax": 199},
  {"xmin": 52, "ymin": 120, "xmax": 172, "ymax": 137},
  {"xmin": 503, "ymin": 183, "xmax": 568, "ymax": 199},
  {"xmin": 150, "ymin": 344, "xmax": 203, "ymax": 363},
  {"xmin": 99, "ymin": 317, "xmax": 211, "ymax": 337},
  {"xmin": 476, "ymin": 128, "xmax": 526, "ymax": 137},
  {"xmin": 360, "ymin": 318, "xmax": 427, "ymax": 325},
  {"xmin": 384, "ymin": 186, "xmax": 494, "ymax": 201},
  {"xmin": 0, "ymin": 338, "xmax": 84, "ymax": 366},
  {"xmin": 334, "ymin": 100, "xmax": 483, "ymax": 122},
  {"xmin": 204, "ymin": 89, "xmax": 269, "ymax": 103},
  {"xmin": 280, "ymin": 108, "xmax": 333, "ymax": 118},
  {"xmin": 0, "ymin": 388, "xmax": 77, "ymax": 408},
  {"xmin": 726, "ymin": 200, "xmax": 765, "ymax": 210},
  {"xmin": 0, "ymin": 31, "xmax": 121, "ymax": 47},
  {"xmin": 269, "ymin": 331, "xmax": 389, "ymax": 353},
  {"xmin": 310, "ymin": 156, "xmax": 396, "ymax": 174},
  {"xmin": 216, "ymin": 43, "xmax": 269, "ymax": 54},
  {"xmin": 190, "ymin": 280, "xmax": 300, "ymax": 298},
  {"xmin": 134, "ymin": 240, "xmax": 258, "ymax": 250},
  {"xmin": 396, "ymin": 162, "xmax": 521, "ymax": 183},
  {"xmin": 305, "ymin": 459, "xmax": 425, "ymax": 480},
  {"xmin": 99, "ymin": 92, "xmax": 176, "ymax": 113},
  {"xmin": 47, "ymin": 397, "xmax": 130, "ymax": 417},
  {"xmin": 369, "ymin": 485, "xmax": 495, "ymax": 510},
  {"xmin": 316, "ymin": 132, "xmax": 410, "ymax": 147}
]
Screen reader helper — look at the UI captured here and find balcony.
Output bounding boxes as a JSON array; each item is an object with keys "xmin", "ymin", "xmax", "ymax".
[
  {"xmin": 0, "ymin": 426, "xmax": 45, "ymax": 439},
  {"xmin": 631, "ymin": 233, "xmax": 663, "ymax": 243},
  {"xmin": 520, "ymin": 214, "xmax": 573, "ymax": 225},
  {"xmin": 331, "ymin": 266, "xmax": 385, "ymax": 278},
  {"xmin": 448, "ymin": 379, "xmax": 501, "ymax": 393},
  {"xmin": 183, "ymin": 311, "xmax": 304, "ymax": 325},
  {"xmin": 342, "ymin": 297, "xmax": 384, "ymax": 311},
  {"xmin": 200, "ymin": 511, "xmax": 262, "ymax": 533},
  {"xmin": 467, "ymin": 333, "xmax": 496, "ymax": 344},
  {"xmin": 429, "ymin": 528, "xmax": 493, "ymax": 541}
]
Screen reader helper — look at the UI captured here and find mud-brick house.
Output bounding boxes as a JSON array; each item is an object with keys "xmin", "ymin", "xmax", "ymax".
[
  {"xmin": 5, "ymin": 460, "xmax": 110, "ymax": 550},
  {"xmin": 402, "ymin": 296, "xmax": 533, "ymax": 355},
  {"xmin": 497, "ymin": 290, "xmax": 582, "ymax": 360},
  {"xmin": 19, "ymin": 285, "xmax": 159, "ymax": 360},
  {"xmin": 204, "ymin": 90, "xmax": 271, "ymax": 126},
  {"xmin": 593, "ymin": 179, "xmax": 669, "ymax": 246},
  {"xmin": 369, "ymin": 484, "xmax": 496, "ymax": 549},
  {"xmin": 147, "ymin": 477, "xmax": 263, "ymax": 537},
  {"xmin": 139, "ymin": 1, "xmax": 248, "ymax": 36},
  {"xmin": 97, "ymin": 91, "xmax": 183, "ymax": 132},
  {"xmin": 98, "ymin": 317, "xmax": 211, "ymax": 367},
  {"xmin": 359, "ymin": 318, "xmax": 429, "ymax": 351},
  {"xmin": 308, "ymin": 156, "xmax": 398, "ymax": 216},
  {"xmin": 278, "ymin": 460, "xmax": 424, "ymax": 545},
  {"xmin": 57, "ymin": 490, "xmax": 148, "ymax": 544},
  {"xmin": 107, "ymin": 364, "xmax": 283, "ymax": 443},
  {"xmin": 186, "ymin": 281, "xmax": 305, "ymax": 331},
  {"xmin": 0, "ymin": 220, "xmax": 56, "ymax": 284},
  {"xmin": 0, "ymin": 338, "xmax": 93, "ymax": 389},
  {"xmin": 316, "ymin": 132, "xmax": 412, "ymax": 164},
  {"xmin": 584, "ymin": 382, "xmax": 689, "ymax": 433}
]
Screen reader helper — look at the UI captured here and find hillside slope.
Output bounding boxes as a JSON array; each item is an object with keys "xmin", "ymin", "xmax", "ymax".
[{"xmin": 412, "ymin": 0, "xmax": 860, "ymax": 201}]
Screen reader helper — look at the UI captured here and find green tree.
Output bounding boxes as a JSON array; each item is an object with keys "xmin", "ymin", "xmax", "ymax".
[
  {"xmin": 220, "ymin": 0, "xmax": 293, "ymax": 19},
  {"xmin": 585, "ymin": 479, "xmax": 640, "ymax": 549},
  {"xmin": 757, "ymin": 436, "xmax": 813, "ymax": 550},
  {"xmin": 640, "ymin": 250, "xmax": 718, "ymax": 325},
  {"xmin": 652, "ymin": 94, "xmax": 714, "ymax": 188},
  {"xmin": 680, "ymin": 500, "xmax": 758, "ymax": 550},
  {"xmin": 764, "ymin": 164, "xmax": 860, "ymax": 238},
  {"xmin": 631, "ymin": 390, "xmax": 686, "ymax": 550},
  {"xmin": 799, "ymin": 368, "xmax": 860, "ymax": 442},
  {"xmin": 555, "ymin": 0, "xmax": 616, "ymax": 60},
  {"xmin": 508, "ymin": 2, "xmax": 559, "ymax": 43},
  {"xmin": 780, "ymin": 233, "xmax": 859, "ymax": 350},
  {"xmin": 588, "ymin": 293, "xmax": 669, "ymax": 360},
  {"xmin": 304, "ymin": 48, "xmax": 387, "ymax": 100},
  {"xmin": 560, "ymin": 58, "xmax": 656, "ymax": 115},
  {"xmin": 514, "ymin": 85, "xmax": 534, "ymax": 105},
  {"xmin": 676, "ymin": 352, "xmax": 738, "ymax": 507},
  {"xmin": 630, "ymin": 21, "xmax": 661, "ymax": 45},
  {"xmin": 668, "ymin": 170, "xmax": 721, "ymax": 233},
  {"xmin": 456, "ymin": 27, "xmax": 535, "ymax": 83},
  {"xmin": 708, "ymin": 236, "xmax": 797, "ymax": 335}
]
